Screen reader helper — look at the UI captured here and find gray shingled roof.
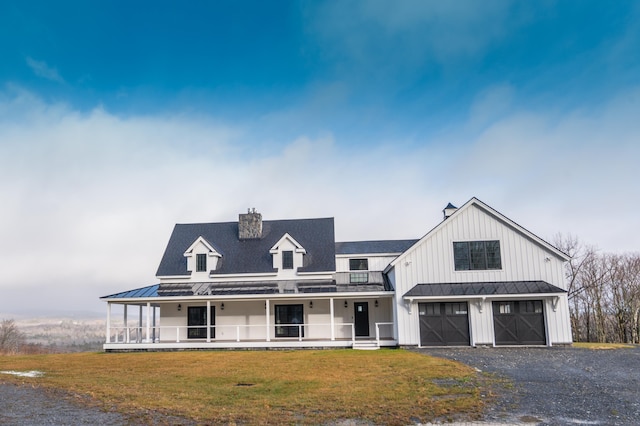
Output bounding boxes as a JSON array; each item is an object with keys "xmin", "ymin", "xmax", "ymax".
[
  {"xmin": 403, "ymin": 281, "xmax": 566, "ymax": 298},
  {"xmin": 156, "ymin": 218, "xmax": 336, "ymax": 277},
  {"xmin": 335, "ymin": 239, "xmax": 418, "ymax": 255}
]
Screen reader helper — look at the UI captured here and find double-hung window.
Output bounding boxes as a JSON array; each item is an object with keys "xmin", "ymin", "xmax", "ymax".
[
  {"xmin": 196, "ymin": 253, "xmax": 207, "ymax": 272},
  {"xmin": 282, "ymin": 250, "xmax": 294, "ymax": 269}
]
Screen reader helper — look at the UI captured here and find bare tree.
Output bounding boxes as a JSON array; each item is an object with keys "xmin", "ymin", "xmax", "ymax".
[
  {"xmin": 554, "ymin": 233, "xmax": 598, "ymax": 341},
  {"xmin": 0, "ymin": 319, "xmax": 25, "ymax": 354},
  {"xmin": 556, "ymin": 233, "xmax": 640, "ymax": 343}
]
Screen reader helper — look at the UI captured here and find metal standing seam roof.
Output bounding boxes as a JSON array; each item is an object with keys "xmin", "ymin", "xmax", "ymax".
[
  {"xmin": 403, "ymin": 281, "xmax": 567, "ymax": 298},
  {"xmin": 101, "ymin": 276, "xmax": 394, "ymax": 299},
  {"xmin": 101, "ymin": 284, "xmax": 159, "ymax": 299}
]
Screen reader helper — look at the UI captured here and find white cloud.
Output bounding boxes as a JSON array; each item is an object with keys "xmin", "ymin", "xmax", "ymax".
[
  {"xmin": 0, "ymin": 85, "xmax": 638, "ymax": 315},
  {"xmin": 25, "ymin": 57, "xmax": 65, "ymax": 84}
]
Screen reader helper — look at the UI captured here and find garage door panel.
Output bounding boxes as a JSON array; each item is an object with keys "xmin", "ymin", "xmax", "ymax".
[
  {"xmin": 419, "ymin": 302, "xmax": 470, "ymax": 346},
  {"xmin": 493, "ymin": 300, "xmax": 546, "ymax": 345}
]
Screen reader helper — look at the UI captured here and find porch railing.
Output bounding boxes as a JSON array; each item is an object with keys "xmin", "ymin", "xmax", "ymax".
[
  {"xmin": 375, "ymin": 322, "xmax": 394, "ymax": 347},
  {"xmin": 107, "ymin": 322, "xmax": 367, "ymax": 344}
]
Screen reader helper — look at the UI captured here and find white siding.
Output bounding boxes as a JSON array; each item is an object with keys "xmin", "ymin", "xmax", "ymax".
[
  {"xmin": 335, "ymin": 255, "xmax": 399, "ymax": 272},
  {"xmin": 158, "ymin": 298, "xmax": 395, "ymax": 342},
  {"xmin": 393, "ymin": 202, "xmax": 572, "ymax": 346}
]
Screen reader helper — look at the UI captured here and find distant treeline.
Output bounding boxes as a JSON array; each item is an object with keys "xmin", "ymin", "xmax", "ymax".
[
  {"xmin": 0, "ymin": 319, "xmax": 52, "ymax": 354},
  {"xmin": 557, "ymin": 234, "xmax": 640, "ymax": 344},
  {"xmin": 0, "ymin": 318, "xmax": 103, "ymax": 354}
]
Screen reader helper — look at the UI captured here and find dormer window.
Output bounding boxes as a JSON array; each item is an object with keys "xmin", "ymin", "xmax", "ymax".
[
  {"xmin": 270, "ymin": 233, "xmax": 307, "ymax": 273},
  {"xmin": 184, "ymin": 236, "xmax": 223, "ymax": 274},
  {"xmin": 282, "ymin": 251, "xmax": 294, "ymax": 269},
  {"xmin": 196, "ymin": 254, "xmax": 207, "ymax": 272}
]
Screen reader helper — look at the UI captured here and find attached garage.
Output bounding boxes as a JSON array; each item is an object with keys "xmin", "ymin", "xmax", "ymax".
[
  {"xmin": 418, "ymin": 302, "xmax": 470, "ymax": 346},
  {"xmin": 405, "ymin": 281, "xmax": 567, "ymax": 347},
  {"xmin": 492, "ymin": 300, "xmax": 546, "ymax": 345}
]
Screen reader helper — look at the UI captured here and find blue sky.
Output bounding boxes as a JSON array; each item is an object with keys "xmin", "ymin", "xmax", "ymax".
[{"xmin": 1, "ymin": 1, "xmax": 639, "ymax": 315}]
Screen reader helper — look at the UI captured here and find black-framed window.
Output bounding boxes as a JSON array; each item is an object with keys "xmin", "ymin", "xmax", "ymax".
[
  {"xmin": 275, "ymin": 304, "xmax": 304, "ymax": 337},
  {"xmin": 453, "ymin": 240, "xmax": 501, "ymax": 271},
  {"xmin": 282, "ymin": 251, "xmax": 294, "ymax": 269},
  {"xmin": 196, "ymin": 254, "xmax": 207, "ymax": 272},
  {"xmin": 187, "ymin": 306, "xmax": 215, "ymax": 339},
  {"xmin": 349, "ymin": 258, "xmax": 368, "ymax": 271},
  {"xmin": 349, "ymin": 272, "xmax": 369, "ymax": 284}
]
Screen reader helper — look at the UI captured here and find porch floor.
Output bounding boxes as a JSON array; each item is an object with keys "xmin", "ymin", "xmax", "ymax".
[{"xmin": 103, "ymin": 337, "xmax": 397, "ymax": 351}]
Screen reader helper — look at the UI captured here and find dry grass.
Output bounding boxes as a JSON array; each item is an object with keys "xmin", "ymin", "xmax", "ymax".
[
  {"xmin": 0, "ymin": 349, "xmax": 484, "ymax": 424},
  {"xmin": 573, "ymin": 342, "xmax": 636, "ymax": 350}
]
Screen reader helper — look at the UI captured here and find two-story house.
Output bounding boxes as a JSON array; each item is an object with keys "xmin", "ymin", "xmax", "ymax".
[{"xmin": 101, "ymin": 198, "xmax": 572, "ymax": 350}]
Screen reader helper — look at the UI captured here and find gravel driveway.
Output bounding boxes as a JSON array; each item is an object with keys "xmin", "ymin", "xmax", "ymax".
[
  {"xmin": 0, "ymin": 382, "xmax": 127, "ymax": 425},
  {"xmin": 0, "ymin": 381, "xmax": 195, "ymax": 425},
  {"xmin": 417, "ymin": 345, "xmax": 640, "ymax": 425}
]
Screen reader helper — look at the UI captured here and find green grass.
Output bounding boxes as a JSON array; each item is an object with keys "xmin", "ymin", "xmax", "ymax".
[{"xmin": 0, "ymin": 349, "xmax": 485, "ymax": 425}]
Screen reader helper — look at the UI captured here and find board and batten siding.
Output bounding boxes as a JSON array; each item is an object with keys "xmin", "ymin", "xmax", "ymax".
[
  {"xmin": 392, "ymin": 202, "xmax": 572, "ymax": 346},
  {"xmin": 335, "ymin": 254, "xmax": 400, "ymax": 272}
]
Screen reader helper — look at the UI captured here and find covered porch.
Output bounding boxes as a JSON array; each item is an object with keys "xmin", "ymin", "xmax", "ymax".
[{"xmin": 102, "ymin": 285, "xmax": 397, "ymax": 351}]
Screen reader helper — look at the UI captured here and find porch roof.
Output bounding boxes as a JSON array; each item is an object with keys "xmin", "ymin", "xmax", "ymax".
[
  {"xmin": 403, "ymin": 280, "xmax": 566, "ymax": 298},
  {"xmin": 101, "ymin": 284, "xmax": 159, "ymax": 299},
  {"xmin": 102, "ymin": 279, "xmax": 390, "ymax": 300}
]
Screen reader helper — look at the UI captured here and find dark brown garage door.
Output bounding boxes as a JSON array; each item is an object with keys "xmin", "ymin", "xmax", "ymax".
[
  {"xmin": 493, "ymin": 300, "xmax": 546, "ymax": 345},
  {"xmin": 419, "ymin": 302, "xmax": 470, "ymax": 346}
]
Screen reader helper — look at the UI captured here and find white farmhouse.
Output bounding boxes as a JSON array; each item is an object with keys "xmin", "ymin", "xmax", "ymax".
[{"xmin": 101, "ymin": 198, "xmax": 572, "ymax": 350}]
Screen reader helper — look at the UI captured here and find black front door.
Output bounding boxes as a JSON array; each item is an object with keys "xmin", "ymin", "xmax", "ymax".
[
  {"xmin": 275, "ymin": 304, "xmax": 304, "ymax": 338},
  {"xmin": 354, "ymin": 302, "xmax": 370, "ymax": 337},
  {"xmin": 187, "ymin": 306, "xmax": 215, "ymax": 339}
]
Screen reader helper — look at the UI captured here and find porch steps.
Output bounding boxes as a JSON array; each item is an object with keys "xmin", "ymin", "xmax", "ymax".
[{"xmin": 352, "ymin": 341, "xmax": 380, "ymax": 350}]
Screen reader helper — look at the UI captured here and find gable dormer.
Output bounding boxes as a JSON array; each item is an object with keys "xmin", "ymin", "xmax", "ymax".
[
  {"xmin": 183, "ymin": 236, "xmax": 223, "ymax": 274},
  {"xmin": 270, "ymin": 233, "xmax": 307, "ymax": 273}
]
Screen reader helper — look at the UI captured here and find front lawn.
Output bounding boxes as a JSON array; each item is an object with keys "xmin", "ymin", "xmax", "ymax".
[{"xmin": 0, "ymin": 349, "xmax": 484, "ymax": 424}]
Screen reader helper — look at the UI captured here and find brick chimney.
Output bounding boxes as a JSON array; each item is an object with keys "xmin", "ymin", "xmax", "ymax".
[{"xmin": 239, "ymin": 208, "xmax": 262, "ymax": 239}]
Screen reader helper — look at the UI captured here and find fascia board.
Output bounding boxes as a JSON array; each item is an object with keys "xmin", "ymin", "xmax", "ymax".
[
  {"xmin": 183, "ymin": 236, "xmax": 223, "ymax": 257},
  {"xmin": 403, "ymin": 292, "xmax": 566, "ymax": 301},
  {"xmin": 157, "ymin": 274, "xmax": 192, "ymax": 280},
  {"xmin": 470, "ymin": 197, "xmax": 571, "ymax": 261},
  {"xmin": 336, "ymin": 253, "xmax": 403, "ymax": 258},
  {"xmin": 389, "ymin": 197, "xmax": 570, "ymax": 268},
  {"xmin": 269, "ymin": 232, "xmax": 307, "ymax": 254},
  {"xmin": 103, "ymin": 291, "xmax": 394, "ymax": 304}
]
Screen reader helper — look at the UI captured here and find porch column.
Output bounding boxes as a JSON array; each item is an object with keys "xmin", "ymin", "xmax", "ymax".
[
  {"xmin": 106, "ymin": 302, "xmax": 111, "ymax": 343},
  {"xmin": 146, "ymin": 302, "xmax": 151, "ymax": 343},
  {"xmin": 124, "ymin": 305, "xmax": 129, "ymax": 343},
  {"xmin": 330, "ymin": 298, "xmax": 335, "ymax": 341},
  {"xmin": 138, "ymin": 305, "xmax": 143, "ymax": 343},
  {"xmin": 206, "ymin": 300, "xmax": 211, "ymax": 342},
  {"xmin": 265, "ymin": 299, "xmax": 270, "ymax": 342},
  {"xmin": 392, "ymin": 295, "xmax": 398, "ymax": 341},
  {"xmin": 152, "ymin": 305, "xmax": 157, "ymax": 342}
]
